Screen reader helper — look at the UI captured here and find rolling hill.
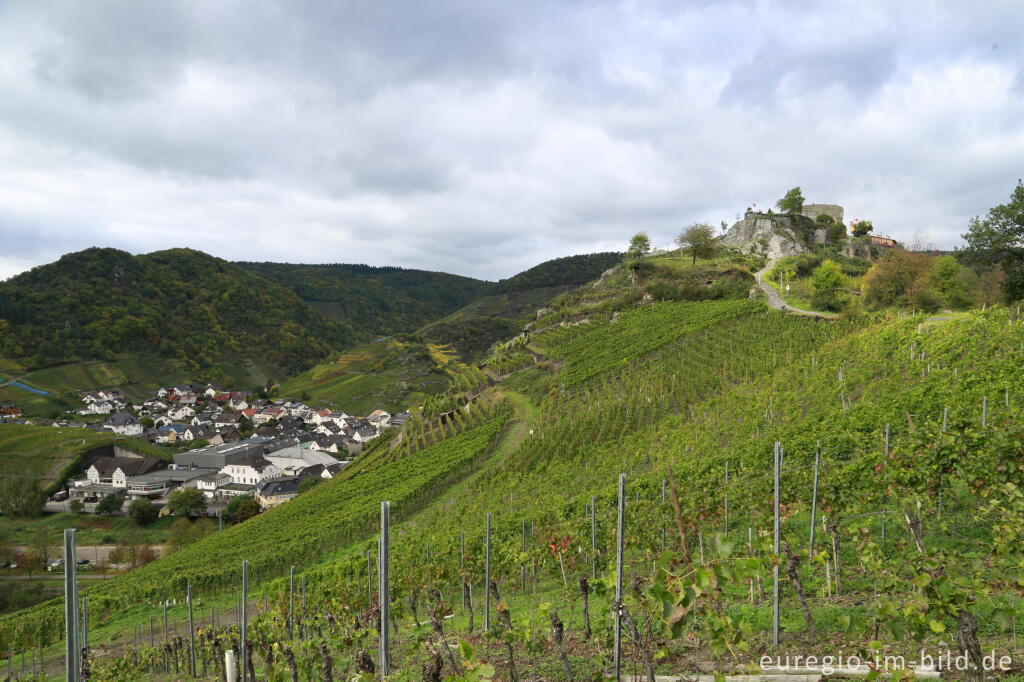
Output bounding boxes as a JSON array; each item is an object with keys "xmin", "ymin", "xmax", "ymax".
[
  {"xmin": 4, "ymin": 250, "xmax": 1021, "ymax": 680},
  {"xmin": 0, "ymin": 250, "xmax": 627, "ymax": 411},
  {"xmin": 233, "ymin": 261, "xmax": 493, "ymax": 341},
  {"xmin": 0, "ymin": 248, "xmax": 344, "ymax": 381}
]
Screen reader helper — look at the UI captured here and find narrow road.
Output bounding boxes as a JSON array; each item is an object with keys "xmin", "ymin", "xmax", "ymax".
[{"xmin": 755, "ymin": 259, "xmax": 837, "ymax": 319}]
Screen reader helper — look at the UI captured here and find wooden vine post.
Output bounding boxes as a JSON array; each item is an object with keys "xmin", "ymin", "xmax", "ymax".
[
  {"xmin": 379, "ymin": 501, "xmax": 391, "ymax": 676},
  {"xmin": 241, "ymin": 560, "xmax": 248, "ymax": 682},
  {"xmin": 809, "ymin": 445, "xmax": 820, "ymax": 556},
  {"xmin": 613, "ymin": 473, "xmax": 626, "ymax": 680},
  {"xmin": 289, "ymin": 566, "xmax": 295, "ymax": 639},
  {"xmin": 772, "ymin": 442, "xmax": 780, "ymax": 648},
  {"xmin": 484, "ymin": 512, "xmax": 491, "ymax": 634}
]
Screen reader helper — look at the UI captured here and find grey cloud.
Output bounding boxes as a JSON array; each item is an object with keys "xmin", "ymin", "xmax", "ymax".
[
  {"xmin": 30, "ymin": 0, "xmax": 192, "ymax": 101},
  {"xmin": 1013, "ymin": 70, "xmax": 1024, "ymax": 94},
  {"xmin": 719, "ymin": 39, "xmax": 898, "ymax": 106},
  {"xmin": 0, "ymin": 0, "xmax": 1023, "ymax": 281}
]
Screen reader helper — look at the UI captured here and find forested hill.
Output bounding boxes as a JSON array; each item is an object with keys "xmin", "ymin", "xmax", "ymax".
[
  {"xmin": 492, "ymin": 252, "xmax": 622, "ymax": 293},
  {"xmin": 235, "ymin": 253, "xmax": 625, "ymax": 343},
  {"xmin": 233, "ymin": 262, "xmax": 492, "ymax": 340},
  {"xmin": 0, "ymin": 248, "xmax": 345, "ymax": 374}
]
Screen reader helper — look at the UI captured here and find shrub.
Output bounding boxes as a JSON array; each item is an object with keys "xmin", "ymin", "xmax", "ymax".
[
  {"xmin": 790, "ymin": 253, "xmax": 822, "ymax": 278},
  {"xmin": 96, "ymin": 494, "xmax": 123, "ymax": 516},
  {"xmin": 811, "ymin": 259, "xmax": 846, "ymax": 312},
  {"xmin": 708, "ymin": 278, "xmax": 748, "ymax": 300},
  {"xmin": 838, "ymin": 298, "xmax": 865, "ymax": 320},
  {"xmin": 911, "ymin": 288, "xmax": 944, "ymax": 313},
  {"xmin": 862, "ymin": 249, "xmax": 930, "ymax": 307},
  {"xmin": 128, "ymin": 498, "xmax": 158, "ymax": 526}
]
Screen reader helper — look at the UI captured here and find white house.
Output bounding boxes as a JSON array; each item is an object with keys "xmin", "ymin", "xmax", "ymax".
[
  {"xmin": 220, "ymin": 455, "xmax": 280, "ymax": 485},
  {"xmin": 86, "ymin": 457, "xmax": 163, "ymax": 488},
  {"xmin": 87, "ymin": 401, "xmax": 115, "ymax": 415},
  {"xmin": 351, "ymin": 425, "xmax": 378, "ymax": 443},
  {"xmin": 168, "ymin": 405, "xmax": 196, "ymax": 421},
  {"xmin": 104, "ymin": 412, "xmax": 144, "ymax": 436},
  {"xmin": 195, "ymin": 471, "xmax": 231, "ymax": 499}
]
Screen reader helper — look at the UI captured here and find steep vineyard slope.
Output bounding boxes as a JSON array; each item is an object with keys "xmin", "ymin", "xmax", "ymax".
[{"xmin": 6, "ymin": 300, "xmax": 1024, "ymax": 680}]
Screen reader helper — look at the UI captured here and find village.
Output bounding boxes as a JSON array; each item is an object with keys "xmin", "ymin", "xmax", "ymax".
[{"xmin": 3, "ymin": 383, "xmax": 408, "ymax": 516}]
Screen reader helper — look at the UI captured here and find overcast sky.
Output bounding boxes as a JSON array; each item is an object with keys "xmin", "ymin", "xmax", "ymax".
[{"xmin": 1, "ymin": 1, "xmax": 1022, "ymax": 282}]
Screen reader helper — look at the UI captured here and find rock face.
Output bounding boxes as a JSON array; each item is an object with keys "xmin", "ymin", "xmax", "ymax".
[{"xmin": 721, "ymin": 211, "xmax": 808, "ymax": 259}]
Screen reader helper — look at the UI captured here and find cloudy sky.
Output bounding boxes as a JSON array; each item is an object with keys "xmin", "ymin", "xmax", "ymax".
[{"xmin": 1, "ymin": 1, "xmax": 1022, "ymax": 282}]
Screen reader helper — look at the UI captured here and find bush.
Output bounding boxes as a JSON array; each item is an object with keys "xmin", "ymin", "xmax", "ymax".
[
  {"xmin": 708, "ymin": 278, "xmax": 748, "ymax": 300},
  {"xmin": 911, "ymin": 288, "xmax": 944, "ymax": 313},
  {"xmin": 644, "ymin": 281, "xmax": 685, "ymax": 301},
  {"xmin": 226, "ymin": 495, "xmax": 260, "ymax": 522},
  {"xmin": 128, "ymin": 498, "xmax": 158, "ymax": 526},
  {"xmin": 811, "ymin": 260, "xmax": 846, "ymax": 312},
  {"xmin": 839, "ymin": 258, "xmax": 871, "ymax": 277},
  {"xmin": 790, "ymin": 253, "xmax": 822, "ymax": 278},
  {"xmin": 68, "ymin": 499, "xmax": 84, "ymax": 514},
  {"xmin": 862, "ymin": 249, "xmax": 930, "ymax": 307},
  {"xmin": 96, "ymin": 494, "xmax": 123, "ymax": 516},
  {"xmin": 167, "ymin": 488, "xmax": 206, "ymax": 516},
  {"xmin": 838, "ymin": 298, "xmax": 866, "ymax": 320}
]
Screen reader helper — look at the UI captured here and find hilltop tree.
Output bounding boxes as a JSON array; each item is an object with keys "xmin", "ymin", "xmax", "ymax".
[
  {"xmin": 626, "ymin": 232, "xmax": 652, "ymax": 260},
  {"xmin": 852, "ymin": 219, "xmax": 874, "ymax": 238},
  {"xmin": 675, "ymin": 224, "xmax": 718, "ymax": 266},
  {"xmin": 776, "ymin": 187, "xmax": 805, "ymax": 214},
  {"xmin": 960, "ymin": 179, "xmax": 1024, "ymax": 301}
]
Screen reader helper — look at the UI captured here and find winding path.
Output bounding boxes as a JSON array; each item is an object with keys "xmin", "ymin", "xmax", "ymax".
[{"xmin": 755, "ymin": 259, "xmax": 837, "ymax": 319}]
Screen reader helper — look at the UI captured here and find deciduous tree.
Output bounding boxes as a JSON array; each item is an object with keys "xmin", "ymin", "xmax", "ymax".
[
  {"xmin": 167, "ymin": 488, "xmax": 206, "ymax": 516},
  {"xmin": 626, "ymin": 232, "xmax": 652, "ymax": 260},
  {"xmin": 811, "ymin": 259, "xmax": 845, "ymax": 311},
  {"xmin": 960, "ymin": 179, "xmax": 1024, "ymax": 301},
  {"xmin": 675, "ymin": 224, "xmax": 718, "ymax": 266},
  {"xmin": 776, "ymin": 187, "xmax": 805, "ymax": 214},
  {"xmin": 28, "ymin": 525, "xmax": 56, "ymax": 565}
]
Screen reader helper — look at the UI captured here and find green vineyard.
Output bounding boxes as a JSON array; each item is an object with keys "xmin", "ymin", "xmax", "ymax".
[{"xmin": 4, "ymin": 301, "xmax": 1024, "ymax": 681}]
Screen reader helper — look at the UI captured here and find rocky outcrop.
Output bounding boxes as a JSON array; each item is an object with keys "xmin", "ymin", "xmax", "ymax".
[{"xmin": 722, "ymin": 211, "xmax": 809, "ymax": 259}]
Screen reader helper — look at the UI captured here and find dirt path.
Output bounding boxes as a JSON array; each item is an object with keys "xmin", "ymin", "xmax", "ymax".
[{"xmin": 755, "ymin": 259, "xmax": 837, "ymax": 319}]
